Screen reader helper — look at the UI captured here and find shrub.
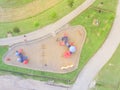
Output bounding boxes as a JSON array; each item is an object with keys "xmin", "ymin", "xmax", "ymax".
[
  {"xmin": 68, "ymin": 0, "xmax": 74, "ymax": 7},
  {"xmin": 13, "ymin": 27, "xmax": 20, "ymax": 33},
  {"xmin": 50, "ymin": 11, "xmax": 57, "ymax": 19},
  {"xmin": 34, "ymin": 21, "xmax": 40, "ymax": 27}
]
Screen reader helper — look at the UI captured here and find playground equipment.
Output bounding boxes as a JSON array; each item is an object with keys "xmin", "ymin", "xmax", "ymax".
[
  {"xmin": 15, "ymin": 49, "xmax": 28, "ymax": 64},
  {"xmin": 5, "ymin": 57, "xmax": 11, "ymax": 61},
  {"xmin": 60, "ymin": 33, "xmax": 76, "ymax": 58},
  {"xmin": 61, "ymin": 64, "xmax": 74, "ymax": 70}
]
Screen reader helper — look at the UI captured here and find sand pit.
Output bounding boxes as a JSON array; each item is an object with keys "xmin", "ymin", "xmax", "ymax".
[{"xmin": 3, "ymin": 25, "xmax": 86, "ymax": 73}]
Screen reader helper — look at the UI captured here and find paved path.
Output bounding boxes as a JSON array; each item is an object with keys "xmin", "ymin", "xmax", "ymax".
[
  {"xmin": 70, "ymin": 0, "xmax": 120, "ymax": 90},
  {"xmin": 0, "ymin": 75, "xmax": 67, "ymax": 90},
  {"xmin": 0, "ymin": 0, "xmax": 95, "ymax": 46}
]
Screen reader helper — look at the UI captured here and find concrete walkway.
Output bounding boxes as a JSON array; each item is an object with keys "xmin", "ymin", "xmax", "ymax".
[
  {"xmin": 0, "ymin": 0, "xmax": 95, "ymax": 46},
  {"xmin": 70, "ymin": 0, "xmax": 120, "ymax": 90},
  {"xmin": 0, "ymin": 75, "xmax": 67, "ymax": 90}
]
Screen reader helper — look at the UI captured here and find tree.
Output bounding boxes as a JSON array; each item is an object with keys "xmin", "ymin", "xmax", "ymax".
[
  {"xmin": 68, "ymin": 0, "xmax": 74, "ymax": 7},
  {"xmin": 34, "ymin": 21, "xmax": 40, "ymax": 27},
  {"xmin": 98, "ymin": 9, "xmax": 102, "ymax": 13},
  {"xmin": 13, "ymin": 27, "xmax": 20, "ymax": 33},
  {"xmin": 50, "ymin": 11, "xmax": 57, "ymax": 19}
]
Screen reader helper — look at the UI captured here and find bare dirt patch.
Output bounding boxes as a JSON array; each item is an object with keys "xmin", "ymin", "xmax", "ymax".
[
  {"xmin": 4, "ymin": 25, "xmax": 86, "ymax": 73},
  {"xmin": 0, "ymin": 0, "xmax": 61, "ymax": 22}
]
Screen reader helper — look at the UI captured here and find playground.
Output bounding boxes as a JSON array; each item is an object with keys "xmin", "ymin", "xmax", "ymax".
[{"xmin": 4, "ymin": 25, "xmax": 86, "ymax": 73}]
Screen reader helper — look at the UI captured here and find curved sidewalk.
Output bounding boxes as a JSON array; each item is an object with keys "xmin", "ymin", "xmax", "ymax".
[
  {"xmin": 70, "ymin": 0, "xmax": 120, "ymax": 89},
  {"xmin": 0, "ymin": 0, "xmax": 96, "ymax": 46}
]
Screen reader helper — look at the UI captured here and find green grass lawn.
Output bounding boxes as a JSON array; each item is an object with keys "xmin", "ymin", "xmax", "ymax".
[
  {"xmin": 0, "ymin": 0, "xmax": 33, "ymax": 8},
  {"xmin": 69, "ymin": 0, "xmax": 118, "ymax": 78},
  {"xmin": 91, "ymin": 44, "xmax": 120, "ymax": 90},
  {"xmin": 0, "ymin": 0, "xmax": 118, "ymax": 84},
  {"xmin": 0, "ymin": 0, "xmax": 85, "ymax": 38}
]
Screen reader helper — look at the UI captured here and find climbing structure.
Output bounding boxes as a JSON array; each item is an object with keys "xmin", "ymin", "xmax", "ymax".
[
  {"xmin": 15, "ymin": 49, "xmax": 29, "ymax": 64},
  {"xmin": 59, "ymin": 33, "xmax": 77, "ymax": 58}
]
